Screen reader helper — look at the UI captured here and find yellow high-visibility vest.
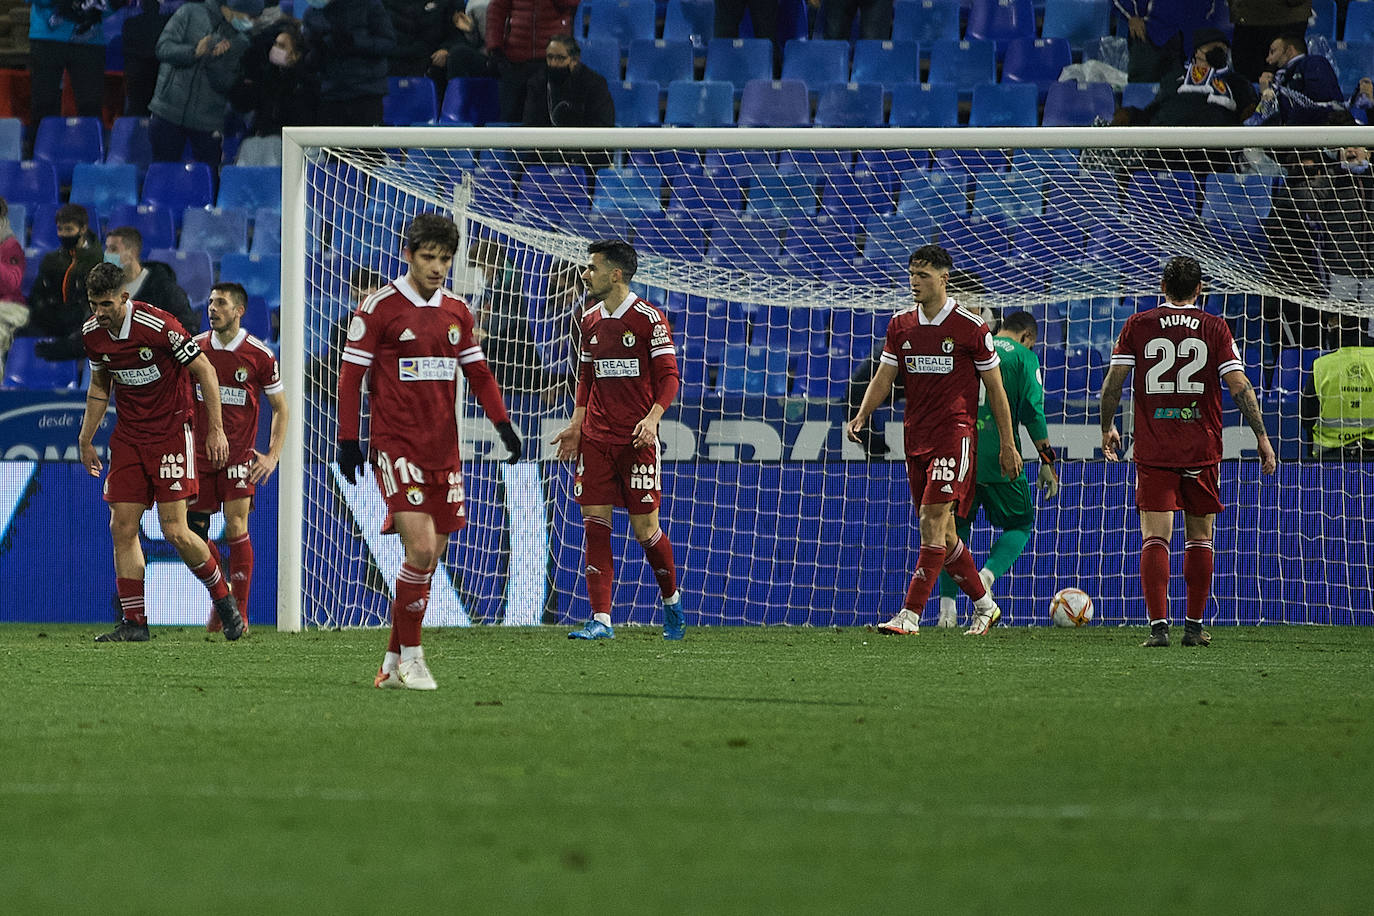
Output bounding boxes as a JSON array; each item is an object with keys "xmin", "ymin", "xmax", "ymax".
[{"xmin": 1313, "ymin": 347, "xmax": 1374, "ymax": 450}]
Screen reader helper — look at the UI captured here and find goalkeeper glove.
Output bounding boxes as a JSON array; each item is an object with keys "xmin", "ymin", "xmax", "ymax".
[
  {"xmin": 1036, "ymin": 443, "xmax": 1060, "ymax": 500},
  {"xmin": 495, "ymin": 421, "xmax": 522, "ymax": 464},
  {"xmin": 337, "ymin": 439, "xmax": 366, "ymax": 485}
]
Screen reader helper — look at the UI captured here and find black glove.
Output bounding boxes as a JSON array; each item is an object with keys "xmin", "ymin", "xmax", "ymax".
[
  {"xmin": 338, "ymin": 439, "xmax": 366, "ymax": 485},
  {"xmin": 495, "ymin": 421, "xmax": 522, "ymax": 464}
]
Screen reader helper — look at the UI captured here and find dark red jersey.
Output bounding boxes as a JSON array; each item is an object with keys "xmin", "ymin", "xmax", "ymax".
[
  {"xmin": 83, "ymin": 300, "xmax": 199, "ymax": 439},
  {"xmin": 578, "ymin": 292, "xmax": 677, "ymax": 445},
  {"xmin": 193, "ymin": 329, "xmax": 282, "ymax": 463}
]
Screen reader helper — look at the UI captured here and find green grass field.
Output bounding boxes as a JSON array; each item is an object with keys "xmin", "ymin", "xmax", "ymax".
[{"xmin": 4, "ymin": 623, "xmax": 1373, "ymax": 915}]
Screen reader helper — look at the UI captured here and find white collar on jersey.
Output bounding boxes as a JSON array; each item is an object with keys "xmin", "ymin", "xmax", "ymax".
[
  {"xmin": 597, "ymin": 290, "xmax": 637, "ymax": 321},
  {"xmin": 210, "ymin": 327, "xmax": 248, "ymax": 351},
  {"xmin": 395, "ymin": 273, "xmax": 446, "ymax": 308},
  {"xmin": 911, "ymin": 297, "xmax": 958, "ymax": 325}
]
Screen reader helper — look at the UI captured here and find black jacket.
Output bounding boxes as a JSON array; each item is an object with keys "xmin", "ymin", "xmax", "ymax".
[
  {"xmin": 136, "ymin": 260, "xmax": 198, "ymax": 335},
  {"xmin": 521, "ymin": 63, "xmax": 615, "ymax": 129},
  {"xmin": 23, "ymin": 241, "xmax": 104, "ymax": 344},
  {"xmin": 230, "ymin": 29, "xmax": 320, "ymax": 135},
  {"xmin": 303, "ymin": 0, "xmax": 398, "ymax": 102}
]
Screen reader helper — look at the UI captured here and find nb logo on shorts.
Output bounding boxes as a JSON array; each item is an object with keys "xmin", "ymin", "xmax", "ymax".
[
  {"xmin": 629, "ymin": 462, "xmax": 657, "ymax": 491},
  {"xmin": 930, "ymin": 457, "xmax": 957, "ymax": 482},
  {"xmin": 159, "ymin": 452, "xmax": 187, "ymax": 479}
]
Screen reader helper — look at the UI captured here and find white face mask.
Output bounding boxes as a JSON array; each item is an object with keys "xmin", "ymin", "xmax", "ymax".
[
  {"xmin": 1342, "ymin": 159, "xmax": 1371, "ymax": 173},
  {"xmin": 269, "ymin": 45, "xmax": 291, "ymax": 67}
]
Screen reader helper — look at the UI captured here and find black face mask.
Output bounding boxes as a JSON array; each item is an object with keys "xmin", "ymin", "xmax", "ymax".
[
  {"xmin": 58, "ymin": 234, "xmax": 79, "ymax": 250},
  {"xmin": 546, "ymin": 65, "xmax": 570, "ymax": 86},
  {"xmin": 1205, "ymin": 47, "xmax": 1230, "ymax": 70}
]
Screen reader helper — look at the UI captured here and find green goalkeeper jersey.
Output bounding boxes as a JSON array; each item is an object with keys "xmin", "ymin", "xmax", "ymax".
[{"xmin": 974, "ymin": 335, "xmax": 1050, "ymax": 484}]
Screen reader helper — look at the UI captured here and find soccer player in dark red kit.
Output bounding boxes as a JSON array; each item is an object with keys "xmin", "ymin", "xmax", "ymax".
[
  {"xmin": 188, "ymin": 282, "xmax": 288, "ymax": 635},
  {"xmin": 76, "ymin": 262, "xmax": 244, "ymax": 642},
  {"xmin": 1101, "ymin": 255, "xmax": 1277, "ymax": 648},
  {"xmin": 551, "ymin": 239, "xmax": 685, "ymax": 641},
  {"xmin": 847, "ymin": 244, "xmax": 1022, "ymax": 636},
  {"xmin": 336, "ymin": 213, "xmax": 522, "ymax": 690}
]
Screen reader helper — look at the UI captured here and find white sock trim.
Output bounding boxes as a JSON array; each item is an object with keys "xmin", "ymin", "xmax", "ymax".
[{"xmin": 593, "ymin": 612, "xmax": 612, "ymax": 626}]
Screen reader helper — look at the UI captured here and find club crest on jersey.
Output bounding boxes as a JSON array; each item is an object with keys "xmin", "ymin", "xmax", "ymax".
[
  {"xmin": 234, "ymin": 367, "xmax": 248, "ymax": 383},
  {"xmin": 347, "ymin": 316, "xmax": 366, "ymax": 341},
  {"xmin": 406, "ymin": 486, "xmax": 424, "ymax": 506},
  {"xmin": 138, "ymin": 346, "xmax": 153, "ymax": 361},
  {"xmin": 622, "ymin": 331, "xmax": 636, "ymax": 348},
  {"xmin": 941, "ymin": 337, "xmax": 954, "ymax": 354},
  {"xmin": 448, "ymin": 324, "xmax": 461, "ymax": 345}
]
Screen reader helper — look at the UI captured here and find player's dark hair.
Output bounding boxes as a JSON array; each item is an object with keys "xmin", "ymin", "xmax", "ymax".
[
  {"xmin": 405, "ymin": 212, "xmax": 460, "ymax": 257},
  {"xmin": 106, "ymin": 225, "xmax": 143, "ymax": 255},
  {"xmin": 87, "ymin": 262, "xmax": 125, "ymax": 297},
  {"xmin": 908, "ymin": 244, "xmax": 953, "ymax": 272},
  {"xmin": 1162, "ymin": 255, "xmax": 1203, "ymax": 302},
  {"xmin": 56, "ymin": 203, "xmax": 89, "ymax": 229},
  {"xmin": 589, "ymin": 238, "xmax": 638, "ymax": 281},
  {"xmin": 212, "ymin": 282, "xmax": 248, "ymax": 309},
  {"xmin": 1001, "ymin": 310, "xmax": 1038, "ymax": 335}
]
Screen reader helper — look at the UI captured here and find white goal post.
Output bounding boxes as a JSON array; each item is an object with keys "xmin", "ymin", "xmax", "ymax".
[{"xmin": 277, "ymin": 125, "xmax": 1374, "ymax": 632}]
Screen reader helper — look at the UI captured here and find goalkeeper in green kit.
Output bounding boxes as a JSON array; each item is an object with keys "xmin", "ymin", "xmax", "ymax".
[{"xmin": 936, "ymin": 311, "xmax": 1059, "ymax": 627}]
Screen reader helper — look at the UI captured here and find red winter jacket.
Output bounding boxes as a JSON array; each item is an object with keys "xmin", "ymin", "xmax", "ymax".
[{"xmin": 485, "ymin": 0, "xmax": 581, "ymax": 64}]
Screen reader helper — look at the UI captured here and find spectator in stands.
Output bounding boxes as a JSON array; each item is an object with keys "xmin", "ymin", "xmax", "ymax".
[
  {"xmin": 1348, "ymin": 78, "xmax": 1374, "ymax": 125},
  {"xmin": 821, "ymin": 0, "xmax": 892, "ymax": 41},
  {"xmin": 715, "ymin": 0, "xmax": 778, "ymax": 41},
  {"xmin": 1113, "ymin": 0, "xmax": 1212, "ymax": 84},
  {"xmin": 1116, "ymin": 29, "xmax": 1258, "ymax": 128},
  {"xmin": 1258, "ymin": 149, "xmax": 1329, "ymax": 382},
  {"xmin": 1228, "ymin": 0, "xmax": 1311, "ymax": 84},
  {"xmin": 149, "ymin": 0, "xmax": 261, "ymax": 177},
  {"xmin": 1301, "ymin": 313, "xmax": 1374, "ymax": 458},
  {"xmin": 303, "ymin": 0, "xmax": 398, "ymax": 126},
  {"xmin": 0, "ymin": 198, "xmax": 27, "ymax": 376},
  {"xmin": 539, "ymin": 258, "xmax": 584, "ymax": 400},
  {"xmin": 307, "ymin": 266, "xmax": 382, "ymax": 399},
  {"xmin": 1245, "ymin": 35, "xmax": 1347, "ymax": 126},
  {"xmin": 485, "ymin": 0, "xmax": 580, "ymax": 123},
  {"xmin": 520, "ymin": 35, "xmax": 613, "ymax": 171},
  {"xmin": 468, "ymin": 237, "xmax": 544, "ymax": 395},
  {"xmin": 1315, "ymin": 147, "xmax": 1374, "ymax": 308},
  {"xmin": 383, "ymin": 0, "xmax": 455, "ymax": 80},
  {"xmin": 20, "ymin": 204, "xmax": 102, "ymax": 361},
  {"xmin": 230, "ymin": 17, "xmax": 319, "ymax": 165},
  {"xmin": 435, "ymin": 0, "xmax": 493, "ymax": 80},
  {"xmin": 27, "ymin": 0, "xmax": 113, "ymax": 147},
  {"xmin": 122, "ymin": 0, "xmax": 172, "ymax": 117},
  {"xmin": 104, "ymin": 226, "xmax": 199, "ymax": 335}
]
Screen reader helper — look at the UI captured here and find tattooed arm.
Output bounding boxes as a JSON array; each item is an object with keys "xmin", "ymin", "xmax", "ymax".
[{"xmin": 1224, "ymin": 369, "xmax": 1278, "ymax": 474}]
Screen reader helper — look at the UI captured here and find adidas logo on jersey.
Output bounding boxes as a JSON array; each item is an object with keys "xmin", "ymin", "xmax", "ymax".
[
  {"xmin": 641, "ymin": 494, "xmax": 654, "ymax": 503},
  {"xmin": 902, "ymin": 341, "xmax": 911, "ymax": 349},
  {"xmin": 399, "ymin": 328, "xmax": 416, "ymax": 341},
  {"xmin": 589, "ymin": 334, "xmax": 598, "ymax": 345},
  {"xmin": 940, "ymin": 484, "xmax": 953, "ymax": 493},
  {"xmin": 169, "ymin": 481, "xmax": 182, "ymax": 491}
]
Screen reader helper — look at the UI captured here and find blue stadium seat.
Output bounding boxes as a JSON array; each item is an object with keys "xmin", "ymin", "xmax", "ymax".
[
  {"xmin": 107, "ymin": 116, "xmax": 153, "ymax": 174},
  {"xmin": 1201, "ymin": 173, "xmax": 1273, "ymax": 230},
  {"xmin": 581, "ymin": 0, "xmax": 656, "ymax": 49},
  {"xmin": 627, "ymin": 39, "xmax": 694, "ymax": 87},
  {"xmin": 68, "ymin": 163, "xmax": 140, "ymax": 219},
  {"xmin": 1001, "ymin": 38, "xmax": 1072, "ymax": 96},
  {"xmin": 938, "ymin": 213, "xmax": 1009, "ymax": 263},
  {"xmin": 609, "ymin": 80, "xmax": 663, "ymax": 125},
  {"xmin": 972, "ymin": 171, "xmax": 1044, "ymax": 224},
  {"xmin": 624, "ymin": 147, "xmax": 702, "ymax": 181},
  {"xmin": 891, "ymin": 0, "xmax": 960, "ymax": 44},
  {"xmin": 386, "ymin": 77, "xmax": 438, "ymax": 125},
  {"xmin": 0, "ymin": 117, "xmax": 21, "ymax": 160},
  {"xmin": 1045, "ymin": 168, "xmax": 1118, "ymax": 222},
  {"xmin": 22, "ymin": 246, "xmax": 42, "ymax": 296},
  {"xmin": 888, "ymin": 82, "xmax": 959, "ymax": 126},
  {"xmin": 708, "ymin": 213, "xmax": 783, "ymax": 273},
  {"xmin": 1041, "ymin": 80, "xmax": 1115, "ymax": 126},
  {"xmin": 777, "ymin": 149, "xmax": 850, "ymax": 183},
  {"xmin": 440, "ymin": 78, "xmax": 501, "ymax": 125},
  {"xmin": 6, "ymin": 202, "xmax": 26, "ymax": 246},
  {"xmin": 578, "ymin": 36, "xmax": 623, "ymax": 83},
  {"xmin": 669, "ymin": 167, "xmax": 745, "ymax": 214},
  {"xmin": 1328, "ymin": 41, "xmax": 1374, "ymax": 95},
  {"xmin": 141, "ymin": 162, "xmax": 214, "ymax": 228},
  {"xmin": 241, "ymin": 295, "xmax": 274, "ymax": 341},
  {"xmin": 1311, "ymin": 0, "xmax": 1337, "ymax": 39},
  {"xmin": 781, "ymin": 39, "xmax": 851, "ymax": 93},
  {"xmin": 251, "ymin": 207, "xmax": 281, "ymax": 256},
  {"xmin": 969, "ymin": 81, "xmax": 1039, "ymax": 127},
  {"xmin": 705, "ymin": 38, "xmax": 774, "ymax": 95},
  {"xmin": 180, "ymin": 206, "xmax": 249, "ymax": 263},
  {"xmin": 1040, "ymin": 0, "xmax": 1112, "ymax": 51},
  {"xmin": 814, "ymin": 82, "xmax": 885, "ymax": 127},
  {"xmin": 1010, "ymin": 214, "xmax": 1084, "ymax": 265},
  {"xmin": 217, "ymin": 166, "xmax": 282, "ymax": 212},
  {"xmin": 772, "ymin": 0, "xmax": 812, "ymax": 44},
  {"xmin": 1, "ymin": 337, "xmax": 83, "ymax": 390},
  {"xmin": 663, "ymin": 79, "xmax": 735, "ymax": 126},
  {"xmin": 107, "ymin": 203, "xmax": 175, "ymax": 251},
  {"xmin": 934, "ymin": 146, "xmax": 1011, "ymax": 174},
  {"xmin": 965, "ymin": 0, "xmax": 1036, "ymax": 58},
  {"xmin": 737, "ymin": 78, "xmax": 811, "ymax": 127},
  {"xmin": 782, "ymin": 215, "xmax": 862, "ymax": 283},
  {"xmin": 1346, "ymin": 2, "xmax": 1374, "ymax": 43},
  {"xmin": 0, "ymin": 160, "xmax": 59, "ymax": 208},
  {"xmin": 663, "ymin": 0, "xmax": 714, "ymax": 51},
  {"xmin": 792, "ymin": 348, "xmax": 853, "ymax": 400},
  {"xmin": 831, "ymin": 307, "xmax": 882, "ymax": 360},
  {"xmin": 633, "ymin": 211, "xmax": 709, "ymax": 259},
  {"xmin": 745, "ymin": 167, "xmax": 817, "ymax": 220},
  {"xmin": 926, "ymin": 40, "xmax": 997, "ymax": 91},
  {"xmin": 1124, "ymin": 169, "xmax": 1198, "ymax": 223},
  {"xmin": 221, "ymin": 252, "xmax": 282, "ymax": 308},
  {"xmin": 33, "ymin": 116, "xmax": 104, "ymax": 186},
  {"xmin": 863, "ymin": 211, "xmax": 936, "ymax": 283},
  {"xmin": 820, "ymin": 166, "xmax": 894, "ymax": 227},
  {"xmin": 1121, "ymin": 82, "xmax": 1159, "ymax": 108},
  {"xmin": 592, "ymin": 166, "xmax": 662, "ymax": 215},
  {"xmin": 850, "ymin": 40, "xmax": 920, "ymax": 90},
  {"xmin": 149, "ymin": 247, "xmax": 214, "ymax": 309},
  {"xmin": 896, "ymin": 168, "xmax": 968, "ymax": 222},
  {"xmin": 517, "ymin": 166, "xmax": 591, "ymax": 227}
]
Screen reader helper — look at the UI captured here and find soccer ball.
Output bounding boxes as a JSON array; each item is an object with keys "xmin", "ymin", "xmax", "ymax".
[{"xmin": 1049, "ymin": 588, "xmax": 1094, "ymax": 628}]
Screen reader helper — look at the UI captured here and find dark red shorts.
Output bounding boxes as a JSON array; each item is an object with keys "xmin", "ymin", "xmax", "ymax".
[
  {"xmin": 103, "ymin": 423, "xmax": 199, "ymax": 506},
  {"xmin": 373, "ymin": 449, "xmax": 467, "ymax": 535},
  {"xmin": 905, "ymin": 432, "xmax": 975, "ymax": 517},
  {"xmin": 575, "ymin": 436, "xmax": 661, "ymax": 514},
  {"xmin": 190, "ymin": 454, "xmax": 256, "ymax": 513},
  {"xmin": 1135, "ymin": 463, "xmax": 1224, "ymax": 515}
]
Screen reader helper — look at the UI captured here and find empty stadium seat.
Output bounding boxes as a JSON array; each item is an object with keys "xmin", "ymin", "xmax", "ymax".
[
  {"xmin": 813, "ymin": 82, "xmax": 885, "ymax": 127},
  {"xmin": 850, "ymin": 40, "xmax": 920, "ymax": 89},
  {"xmin": 737, "ymin": 79, "xmax": 811, "ymax": 127},
  {"xmin": 926, "ymin": 40, "xmax": 997, "ymax": 90},
  {"xmin": 33, "ymin": 116, "xmax": 104, "ymax": 186},
  {"xmin": 891, "ymin": 0, "xmax": 960, "ymax": 44},
  {"xmin": 781, "ymin": 39, "xmax": 851, "ymax": 92},
  {"xmin": 1328, "ymin": 41, "xmax": 1374, "ymax": 95},
  {"xmin": 1041, "ymin": 80, "xmax": 1115, "ymax": 126},
  {"xmin": 609, "ymin": 80, "xmax": 663, "ymax": 126},
  {"xmin": 1010, "ymin": 214, "xmax": 1085, "ymax": 265},
  {"xmin": 220, "ymin": 252, "xmax": 282, "ymax": 308},
  {"xmin": 664, "ymin": 79, "xmax": 735, "ymax": 126},
  {"xmin": 669, "ymin": 167, "xmax": 745, "ymax": 214},
  {"xmin": 744, "ymin": 168, "xmax": 817, "ymax": 220},
  {"xmin": 217, "ymin": 166, "xmax": 282, "ymax": 212},
  {"xmin": 965, "ymin": 0, "xmax": 1036, "ymax": 58},
  {"xmin": 592, "ymin": 166, "xmax": 662, "ymax": 215},
  {"xmin": 1311, "ymin": 0, "xmax": 1337, "ymax": 39},
  {"xmin": 633, "ymin": 211, "xmax": 709, "ymax": 259},
  {"xmin": 888, "ymin": 82, "xmax": 959, "ymax": 126},
  {"xmin": 821, "ymin": 167, "xmax": 895, "ymax": 228},
  {"xmin": 1124, "ymin": 169, "xmax": 1199, "ymax": 223},
  {"xmin": 68, "ymin": 163, "xmax": 140, "ymax": 218},
  {"xmin": 627, "ymin": 39, "xmax": 694, "ymax": 87},
  {"xmin": 1201, "ymin": 173, "xmax": 1274, "ymax": 229},
  {"xmin": 150, "ymin": 247, "xmax": 214, "ymax": 307},
  {"xmin": 1040, "ymin": 0, "xmax": 1112, "ymax": 51},
  {"xmin": 662, "ymin": 0, "xmax": 714, "ymax": 51},
  {"xmin": 2, "ymin": 337, "xmax": 82, "ymax": 390},
  {"xmin": 578, "ymin": 36, "xmax": 623, "ymax": 83},
  {"xmin": 939, "ymin": 213, "xmax": 1010, "ymax": 263},
  {"xmin": 440, "ymin": 78, "xmax": 501, "ymax": 125},
  {"xmin": 972, "ymin": 171, "xmax": 1044, "ymax": 223},
  {"xmin": 1001, "ymin": 38, "xmax": 1073, "ymax": 96},
  {"xmin": 106, "ymin": 203, "xmax": 175, "ymax": 251},
  {"xmin": 1346, "ymin": 2, "xmax": 1374, "ymax": 44},
  {"xmin": 897, "ymin": 168, "xmax": 968, "ymax": 221},
  {"xmin": 141, "ymin": 162, "xmax": 214, "ymax": 227},
  {"xmin": 705, "ymin": 38, "xmax": 774, "ymax": 94},
  {"xmin": 6, "ymin": 202, "xmax": 26, "ymax": 246},
  {"xmin": 251, "ymin": 208, "xmax": 281, "ymax": 256},
  {"xmin": 180, "ymin": 206, "xmax": 250, "ymax": 263},
  {"xmin": 241, "ymin": 295, "xmax": 274, "ymax": 341},
  {"xmin": 517, "ymin": 166, "xmax": 591, "ymax": 226},
  {"xmin": 0, "ymin": 160, "xmax": 60, "ymax": 208},
  {"xmin": 708, "ymin": 213, "xmax": 783, "ymax": 273},
  {"xmin": 1121, "ymin": 82, "xmax": 1159, "ymax": 108},
  {"xmin": 0, "ymin": 117, "xmax": 20, "ymax": 160},
  {"xmin": 969, "ymin": 81, "xmax": 1039, "ymax": 127},
  {"xmin": 782, "ymin": 215, "xmax": 862, "ymax": 283},
  {"xmin": 383, "ymin": 77, "xmax": 438, "ymax": 125},
  {"xmin": 580, "ymin": 0, "xmax": 656, "ymax": 48},
  {"xmin": 107, "ymin": 117, "xmax": 153, "ymax": 174}
]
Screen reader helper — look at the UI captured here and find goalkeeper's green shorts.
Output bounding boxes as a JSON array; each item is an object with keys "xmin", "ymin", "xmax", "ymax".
[{"xmin": 957, "ymin": 477, "xmax": 1035, "ymax": 531}]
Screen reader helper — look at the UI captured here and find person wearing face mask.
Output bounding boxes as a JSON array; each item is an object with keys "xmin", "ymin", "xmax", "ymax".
[
  {"xmin": 230, "ymin": 18, "xmax": 319, "ymax": 164},
  {"xmin": 103, "ymin": 226, "xmax": 199, "ymax": 336},
  {"xmin": 148, "ymin": 0, "xmax": 263, "ymax": 180},
  {"xmin": 1244, "ymin": 34, "xmax": 1347, "ymax": 127},
  {"xmin": 18, "ymin": 204, "xmax": 104, "ymax": 361},
  {"xmin": 519, "ymin": 35, "xmax": 613, "ymax": 171}
]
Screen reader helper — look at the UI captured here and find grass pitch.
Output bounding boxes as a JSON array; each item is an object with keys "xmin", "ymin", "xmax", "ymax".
[{"xmin": 3, "ymin": 623, "xmax": 1372, "ymax": 915}]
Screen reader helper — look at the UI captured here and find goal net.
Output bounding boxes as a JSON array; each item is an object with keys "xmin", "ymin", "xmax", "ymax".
[{"xmin": 279, "ymin": 125, "xmax": 1374, "ymax": 631}]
